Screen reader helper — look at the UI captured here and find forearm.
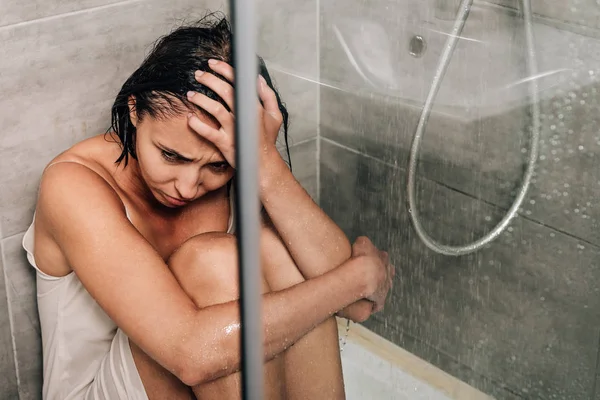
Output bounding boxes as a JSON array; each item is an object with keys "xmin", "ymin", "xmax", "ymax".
[
  {"xmin": 183, "ymin": 257, "xmax": 368, "ymax": 385},
  {"xmin": 260, "ymin": 151, "xmax": 352, "ymax": 278}
]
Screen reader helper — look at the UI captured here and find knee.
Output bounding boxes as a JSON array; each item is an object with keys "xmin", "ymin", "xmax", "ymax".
[
  {"xmin": 168, "ymin": 233, "xmax": 240, "ymax": 305},
  {"xmin": 168, "ymin": 233, "xmax": 271, "ymax": 306},
  {"xmin": 171, "ymin": 231, "xmax": 236, "ymax": 264}
]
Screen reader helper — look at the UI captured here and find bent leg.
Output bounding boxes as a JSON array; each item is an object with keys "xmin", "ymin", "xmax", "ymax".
[
  {"xmin": 260, "ymin": 227, "xmax": 345, "ymax": 400},
  {"xmin": 167, "ymin": 232, "xmax": 285, "ymax": 400},
  {"xmin": 129, "ymin": 340, "xmax": 195, "ymax": 400},
  {"xmin": 129, "ymin": 228, "xmax": 344, "ymax": 400}
]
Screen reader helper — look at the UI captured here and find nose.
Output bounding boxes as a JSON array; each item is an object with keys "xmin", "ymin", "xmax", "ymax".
[{"xmin": 175, "ymin": 169, "xmax": 201, "ymax": 201}]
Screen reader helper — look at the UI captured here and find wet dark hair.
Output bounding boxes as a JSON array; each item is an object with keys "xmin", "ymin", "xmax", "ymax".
[{"xmin": 108, "ymin": 12, "xmax": 291, "ymax": 169}]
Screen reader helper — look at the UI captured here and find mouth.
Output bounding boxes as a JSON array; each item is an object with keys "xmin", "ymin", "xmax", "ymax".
[{"xmin": 162, "ymin": 192, "xmax": 190, "ymax": 207}]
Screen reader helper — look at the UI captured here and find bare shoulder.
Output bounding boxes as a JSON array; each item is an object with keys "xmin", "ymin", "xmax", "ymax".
[
  {"xmin": 36, "ymin": 134, "xmax": 127, "ymax": 233},
  {"xmin": 33, "ymin": 149, "xmax": 128, "ymax": 276},
  {"xmin": 45, "ymin": 133, "xmax": 121, "ymax": 177}
]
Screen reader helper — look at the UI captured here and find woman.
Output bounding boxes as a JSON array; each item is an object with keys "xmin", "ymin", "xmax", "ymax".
[{"xmin": 22, "ymin": 14, "xmax": 394, "ymax": 400}]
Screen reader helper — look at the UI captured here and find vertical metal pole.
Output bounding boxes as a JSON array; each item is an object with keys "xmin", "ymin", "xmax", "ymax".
[{"xmin": 229, "ymin": 0, "xmax": 264, "ymax": 399}]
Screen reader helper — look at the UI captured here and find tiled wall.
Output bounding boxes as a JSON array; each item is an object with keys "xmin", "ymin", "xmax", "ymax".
[
  {"xmin": 0, "ymin": 0, "xmax": 318, "ymax": 398},
  {"xmin": 319, "ymin": 1, "xmax": 600, "ymax": 399},
  {"xmin": 491, "ymin": 0, "xmax": 600, "ymax": 32},
  {"xmin": 257, "ymin": 0, "xmax": 320, "ymax": 198}
]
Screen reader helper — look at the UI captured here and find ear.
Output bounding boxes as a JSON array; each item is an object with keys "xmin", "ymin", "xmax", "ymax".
[{"xmin": 128, "ymin": 95, "xmax": 138, "ymax": 127}]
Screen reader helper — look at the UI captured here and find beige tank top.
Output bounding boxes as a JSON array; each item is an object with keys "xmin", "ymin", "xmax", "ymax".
[{"xmin": 22, "ymin": 160, "xmax": 236, "ymax": 399}]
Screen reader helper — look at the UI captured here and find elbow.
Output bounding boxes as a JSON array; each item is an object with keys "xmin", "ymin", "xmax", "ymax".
[
  {"xmin": 174, "ymin": 347, "xmax": 234, "ymax": 387},
  {"xmin": 170, "ymin": 335, "xmax": 212, "ymax": 387},
  {"xmin": 178, "ymin": 370, "xmax": 205, "ymax": 388},
  {"xmin": 339, "ymin": 299, "xmax": 373, "ymax": 323},
  {"xmin": 175, "ymin": 358, "xmax": 211, "ymax": 387}
]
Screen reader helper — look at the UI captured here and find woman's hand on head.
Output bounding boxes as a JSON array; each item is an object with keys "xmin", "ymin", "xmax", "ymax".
[{"xmin": 185, "ymin": 59, "xmax": 283, "ymax": 169}]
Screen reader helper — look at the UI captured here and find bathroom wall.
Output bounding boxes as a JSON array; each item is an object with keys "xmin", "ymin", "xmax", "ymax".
[
  {"xmin": 257, "ymin": 0, "xmax": 320, "ymax": 199},
  {"xmin": 492, "ymin": 0, "xmax": 600, "ymax": 32},
  {"xmin": 0, "ymin": 0, "xmax": 318, "ymax": 397},
  {"xmin": 319, "ymin": 1, "xmax": 600, "ymax": 399}
]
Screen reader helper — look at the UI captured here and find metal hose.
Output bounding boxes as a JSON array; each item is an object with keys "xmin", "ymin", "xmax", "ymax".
[{"xmin": 407, "ymin": 0, "xmax": 540, "ymax": 255}]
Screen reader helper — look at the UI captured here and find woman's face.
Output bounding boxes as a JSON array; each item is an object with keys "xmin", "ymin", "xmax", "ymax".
[{"xmin": 132, "ymin": 109, "xmax": 234, "ymax": 208}]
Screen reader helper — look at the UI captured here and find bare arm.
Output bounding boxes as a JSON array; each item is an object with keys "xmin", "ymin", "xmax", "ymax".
[
  {"xmin": 38, "ymin": 163, "xmax": 380, "ymax": 386},
  {"xmin": 186, "ymin": 60, "xmax": 379, "ymax": 320},
  {"xmin": 260, "ymin": 153, "xmax": 351, "ymax": 276}
]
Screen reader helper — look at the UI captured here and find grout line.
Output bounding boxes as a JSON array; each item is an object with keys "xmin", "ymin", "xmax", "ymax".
[
  {"xmin": 321, "ymin": 137, "xmax": 400, "ymax": 169},
  {"xmin": 289, "ymin": 136, "xmax": 317, "ymax": 148},
  {"xmin": 321, "ymin": 137, "xmax": 600, "ymax": 250},
  {"xmin": 316, "ymin": 137, "xmax": 321, "ymax": 205},
  {"xmin": 0, "ymin": 0, "xmax": 143, "ymax": 31},
  {"xmin": 1, "ymin": 231, "xmax": 27, "ymax": 243},
  {"xmin": 0, "ymin": 240, "xmax": 21, "ymax": 394},
  {"xmin": 478, "ymin": 0, "xmax": 600, "ymax": 39}
]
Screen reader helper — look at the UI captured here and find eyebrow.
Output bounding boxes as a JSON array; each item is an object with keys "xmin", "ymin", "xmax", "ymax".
[
  {"xmin": 158, "ymin": 144, "xmax": 194, "ymax": 162},
  {"xmin": 158, "ymin": 143, "xmax": 228, "ymax": 164}
]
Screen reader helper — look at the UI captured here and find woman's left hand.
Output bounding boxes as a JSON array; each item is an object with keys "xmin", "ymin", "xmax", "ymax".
[{"xmin": 185, "ymin": 59, "xmax": 283, "ymax": 169}]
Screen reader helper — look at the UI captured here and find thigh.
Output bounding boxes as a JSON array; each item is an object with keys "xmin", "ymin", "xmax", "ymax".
[
  {"xmin": 168, "ymin": 232, "xmax": 286, "ymax": 400},
  {"xmin": 259, "ymin": 226, "xmax": 346, "ymax": 399},
  {"xmin": 123, "ymin": 233, "xmax": 241, "ymax": 400},
  {"xmin": 129, "ymin": 338, "xmax": 195, "ymax": 400}
]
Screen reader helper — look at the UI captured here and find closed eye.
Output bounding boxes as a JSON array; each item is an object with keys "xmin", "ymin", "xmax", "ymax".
[
  {"xmin": 161, "ymin": 150, "xmax": 181, "ymax": 163},
  {"xmin": 210, "ymin": 162, "xmax": 230, "ymax": 172}
]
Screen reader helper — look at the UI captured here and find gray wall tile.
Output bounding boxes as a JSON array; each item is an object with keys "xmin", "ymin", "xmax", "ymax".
[
  {"xmin": 0, "ymin": 0, "xmax": 225, "ymax": 239},
  {"xmin": 0, "ymin": 0, "xmax": 123, "ymax": 28},
  {"xmin": 0, "ymin": 241, "xmax": 18, "ymax": 399},
  {"xmin": 258, "ymin": 0, "xmax": 319, "ymax": 144},
  {"xmin": 491, "ymin": 0, "xmax": 600, "ymax": 31},
  {"xmin": 2, "ymin": 234, "xmax": 40, "ymax": 400},
  {"xmin": 320, "ymin": 140, "xmax": 600, "ymax": 399},
  {"xmin": 289, "ymin": 139, "xmax": 318, "ymax": 200},
  {"xmin": 271, "ymin": 68, "xmax": 318, "ymax": 144},
  {"xmin": 258, "ymin": 0, "xmax": 318, "ymax": 78}
]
